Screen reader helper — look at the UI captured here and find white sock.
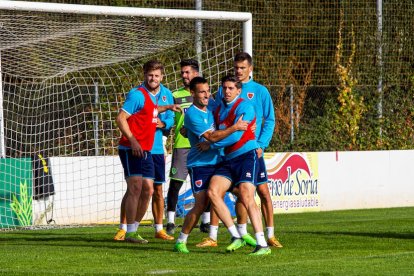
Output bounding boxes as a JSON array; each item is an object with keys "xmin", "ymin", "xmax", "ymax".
[
  {"xmin": 266, "ymin": 226, "xmax": 274, "ymax": 239},
  {"xmin": 237, "ymin": 223, "xmax": 248, "ymax": 236},
  {"xmin": 167, "ymin": 211, "xmax": 175, "ymax": 224},
  {"xmin": 209, "ymin": 225, "xmax": 219, "ymax": 241},
  {"xmin": 177, "ymin": 232, "xmax": 188, "ymax": 243},
  {"xmin": 134, "ymin": 221, "xmax": 140, "ymax": 231},
  {"xmin": 126, "ymin": 224, "xmax": 136, "ymax": 233},
  {"xmin": 120, "ymin": 223, "xmax": 127, "ymax": 231},
  {"xmin": 154, "ymin": 224, "xmax": 163, "ymax": 233},
  {"xmin": 228, "ymin": 225, "xmax": 241, "ymax": 239},
  {"xmin": 255, "ymin": 232, "xmax": 267, "ymax": 247},
  {"xmin": 202, "ymin": 212, "xmax": 210, "ymax": 224}
]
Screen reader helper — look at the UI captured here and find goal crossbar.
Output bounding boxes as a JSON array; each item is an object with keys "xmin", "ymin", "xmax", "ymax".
[{"xmin": 0, "ymin": 1, "xmax": 253, "ymax": 55}]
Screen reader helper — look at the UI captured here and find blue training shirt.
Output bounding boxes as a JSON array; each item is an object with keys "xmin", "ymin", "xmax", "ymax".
[
  {"xmin": 216, "ymin": 78, "xmax": 275, "ymax": 150},
  {"xmin": 146, "ymin": 84, "xmax": 174, "ymax": 154},
  {"xmin": 184, "ymin": 104, "xmax": 221, "ymax": 168},
  {"xmin": 211, "ymin": 95, "xmax": 259, "ymax": 160}
]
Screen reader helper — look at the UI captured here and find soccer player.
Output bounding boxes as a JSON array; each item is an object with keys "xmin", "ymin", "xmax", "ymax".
[
  {"xmin": 166, "ymin": 59, "xmax": 206, "ymax": 235},
  {"xmin": 207, "ymin": 75, "xmax": 271, "ymax": 255},
  {"xmin": 173, "ymin": 76, "xmax": 248, "ymax": 253},
  {"xmin": 114, "ymin": 60, "xmax": 179, "ymax": 243},
  {"xmin": 200, "ymin": 52, "xmax": 282, "ymax": 249}
]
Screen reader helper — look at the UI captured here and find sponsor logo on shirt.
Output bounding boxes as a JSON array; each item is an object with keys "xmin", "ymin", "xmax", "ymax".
[{"xmin": 152, "ymin": 108, "xmax": 159, "ymax": 123}]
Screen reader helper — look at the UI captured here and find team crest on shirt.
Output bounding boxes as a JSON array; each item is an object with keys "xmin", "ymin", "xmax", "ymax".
[
  {"xmin": 162, "ymin": 96, "xmax": 167, "ymax": 102},
  {"xmin": 247, "ymin": 92, "xmax": 254, "ymax": 100},
  {"xmin": 195, "ymin": 180, "xmax": 203, "ymax": 187}
]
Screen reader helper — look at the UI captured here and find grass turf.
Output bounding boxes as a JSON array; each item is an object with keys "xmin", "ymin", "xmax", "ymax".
[{"xmin": 1, "ymin": 207, "xmax": 413, "ymax": 275}]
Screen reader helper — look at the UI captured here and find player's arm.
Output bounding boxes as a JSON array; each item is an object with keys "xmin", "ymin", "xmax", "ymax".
[
  {"xmin": 201, "ymin": 115, "xmax": 248, "ymax": 143},
  {"xmin": 257, "ymin": 87, "xmax": 275, "ymax": 149},
  {"xmin": 157, "ymin": 104, "xmax": 182, "ymax": 114},
  {"xmin": 116, "ymin": 110, "xmax": 143, "ymax": 157},
  {"xmin": 209, "ymin": 105, "xmax": 255, "ymax": 149}
]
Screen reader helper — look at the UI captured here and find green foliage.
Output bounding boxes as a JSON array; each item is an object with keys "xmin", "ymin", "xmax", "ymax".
[
  {"xmin": 0, "ymin": 207, "xmax": 413, "ymax": 274},
  {"xmin": 10, "ymin": 181, "xmax": 32, "ymax": 227}
]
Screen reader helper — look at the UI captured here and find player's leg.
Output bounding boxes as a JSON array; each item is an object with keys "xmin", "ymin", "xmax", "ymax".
[
  {"xmin": 196, "ymin": 208, "xmax": 219, "ymax": 247},
  {"xmin": 233, "ymin": 191, "xmax": 257, "ymax": 247},
  {"xmin": 232, "ymin": 150, "xmax": 270, "ymax": 255},
  {"xmin": 152, "ymin": 154, "xmax": 174, "ymax": 240},
  {"xmin": 174, "ymin": 166, "xmax": 212, "ymax": 253},
  {"xmin": 208, "ymin": 173, "xmax": 245, "ymax": 252},
  {"xmin": 123, "ymin": 175, "xmax": 146, "ymax": 243},
  {"xmin": 166, "ymin": 179, "xmax": 184, "ymax": 234},
  {"xmin": 200, "ymin": 204, "xmax": 211, "ymax": 233},
  {"xmin": 130, "ymin": 178, "xmax": 154, "ymax": 243},
  {"xmin": 256, "ymin": 155, "xmax": 282, "ymax": 248},
  {"xmin": 167, "ymin": 148, "xmax": 189, "ymax": 234},
  {"xmin": 113, "ymin": 190, "xmax": 127, "ymax": 241},
  {"xmin": 118, "ymin": 149, "xmax": 149, "ymax": 243}
]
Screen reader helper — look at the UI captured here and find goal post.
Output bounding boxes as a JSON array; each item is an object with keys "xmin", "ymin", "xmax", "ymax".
[{"xmin": 0, "ymin": 1, "xmax": 252, "ymax": 229}]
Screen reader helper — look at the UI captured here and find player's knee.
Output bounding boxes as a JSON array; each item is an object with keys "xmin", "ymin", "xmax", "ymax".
[
  {"xmin": 207, "ymin": 188, "xmax": 219, "ymax": 201},
  {"xmin": 152, "ymin": 190, "xmax": 162, "ymax": 201},
  {"xmin": 127, "ymin": 185, "xmax": 141, "ymax": 197},
  {"xmin": 258, "ymin": 186, "xmax": 271, "ymax": 202}
]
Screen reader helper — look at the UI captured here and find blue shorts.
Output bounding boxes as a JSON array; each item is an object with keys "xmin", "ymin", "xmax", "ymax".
[
  {"xmin": 256, "ymin": 155, "xmax": 268, "ymax": 186},
  {"xmin": 118, "ymin": 149, "xmax": 154, "ymax": 180},
  {"xmin": 152, "ymin": 154, "xmax": 166, "ymax": 185},
  {"xmin": 188, "ymin": 165, "xmax": 216, "ymax": 194},
  {"xmin": 214, "ymin": 150, "xmax": 258, "ymax": 186}
]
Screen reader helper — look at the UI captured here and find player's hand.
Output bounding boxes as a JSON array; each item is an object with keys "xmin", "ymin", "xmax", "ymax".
[
  {"xmin": 234, "ymin": 115, "xmax": 248, "ymax": 131},
  {"xmin": 196, "ymin": 141, "xmax": 211, "ymax": 152},
  {"xmin": 130, "ymin": 139, "xmax": 144, "ymax": 158},
  {"xmin": 256, "ymin": 147, "xmax": 263, "ymax": 158},
  {"xmin": 180, "ymin": 126, "xmax": 188, "ymax": 138},
  {"xmin": 156, "ymin": 118, "xmax": 165, "ymax": 129},
  {"xmin": 250, "ymin": 121, "xmax": 257, "ymax": 133},
  {"xmin": 170, "ymin": 104, "xmax": 183, "ymax": 113}
]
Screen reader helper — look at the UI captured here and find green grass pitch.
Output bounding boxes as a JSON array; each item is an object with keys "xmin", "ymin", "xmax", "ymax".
[{"xmin": 1, "ymin": 207, "xmax": 413, "ymax": 275}]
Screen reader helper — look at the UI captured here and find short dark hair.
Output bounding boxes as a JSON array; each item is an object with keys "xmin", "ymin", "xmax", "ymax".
[
  {"xmin": 143, "ymin": 60, "xmax": 164, "ymax": 74},
  {"xmin": 180, "ymin": 59, "xmax": 199, "ymax": 72},
  {"xmin": 189, "ymin": 76, "xmax": 208, "ymax": 91},
  {"xmin": 221, "ymin": 75, "xmax": 242, "ymax": 89},
  {"xmin": 234, "ymin": 52, "xmax": 253, "ymax": 65}
]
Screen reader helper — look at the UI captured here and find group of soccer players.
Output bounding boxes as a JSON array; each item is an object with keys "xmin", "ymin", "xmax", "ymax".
[{"xmin": 115, "ymin": 52, "xmax": 282, "ymax": 256}]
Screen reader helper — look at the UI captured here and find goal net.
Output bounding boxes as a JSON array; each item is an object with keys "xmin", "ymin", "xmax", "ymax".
[{"xmin": 0, "ymin": 1, "xmax": 251, "ymax": 229}]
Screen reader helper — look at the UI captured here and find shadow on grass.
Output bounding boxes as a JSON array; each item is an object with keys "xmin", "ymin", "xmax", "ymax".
[
  {"xmin": 0, "ymin": 233, "xmax": 231, "ymax": 255},
  {"xmin": 293, "ymin": 231, "xmax": 414, "ymax": 240}
]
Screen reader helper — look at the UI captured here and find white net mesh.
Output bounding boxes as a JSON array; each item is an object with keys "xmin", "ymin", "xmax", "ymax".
[{"xmin": 0, "ymin": 7, "xmax": 243, "ymax": 228}]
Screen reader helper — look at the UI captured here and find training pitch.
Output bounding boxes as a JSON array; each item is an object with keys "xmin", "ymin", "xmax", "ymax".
[{"xmin": 1, "ymin": 207, "xmax": 413, "ymax": 275}]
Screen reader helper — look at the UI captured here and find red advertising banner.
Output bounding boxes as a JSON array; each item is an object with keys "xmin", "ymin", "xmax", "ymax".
[{"xmin": 259, "ymin": 152, "xmax": 319, "ymax": 213}]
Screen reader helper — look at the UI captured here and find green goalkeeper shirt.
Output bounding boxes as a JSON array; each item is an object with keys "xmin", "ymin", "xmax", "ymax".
[{"xmin": 173, "ymin": 87, "xmax": 192, "ymax": 148}]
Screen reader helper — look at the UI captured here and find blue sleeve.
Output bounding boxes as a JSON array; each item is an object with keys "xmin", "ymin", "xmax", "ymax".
[
  {"xmin": 121, "ymin": 89, "xmax": 145, "ymax": 115},
  {"xmin": 211, "ymin": 102, "xmax": 255, "ymax": 149},
  {"xmin": 257, "ymin": 87, "xmax": 275, "ymax": 149},
  {"xmin": 185, "ymin": 110, "xmax": 214, "ymax": 139},
  {"xmin": 161, "ymin": 91, "xmax": 175, "ymax": 130}
]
